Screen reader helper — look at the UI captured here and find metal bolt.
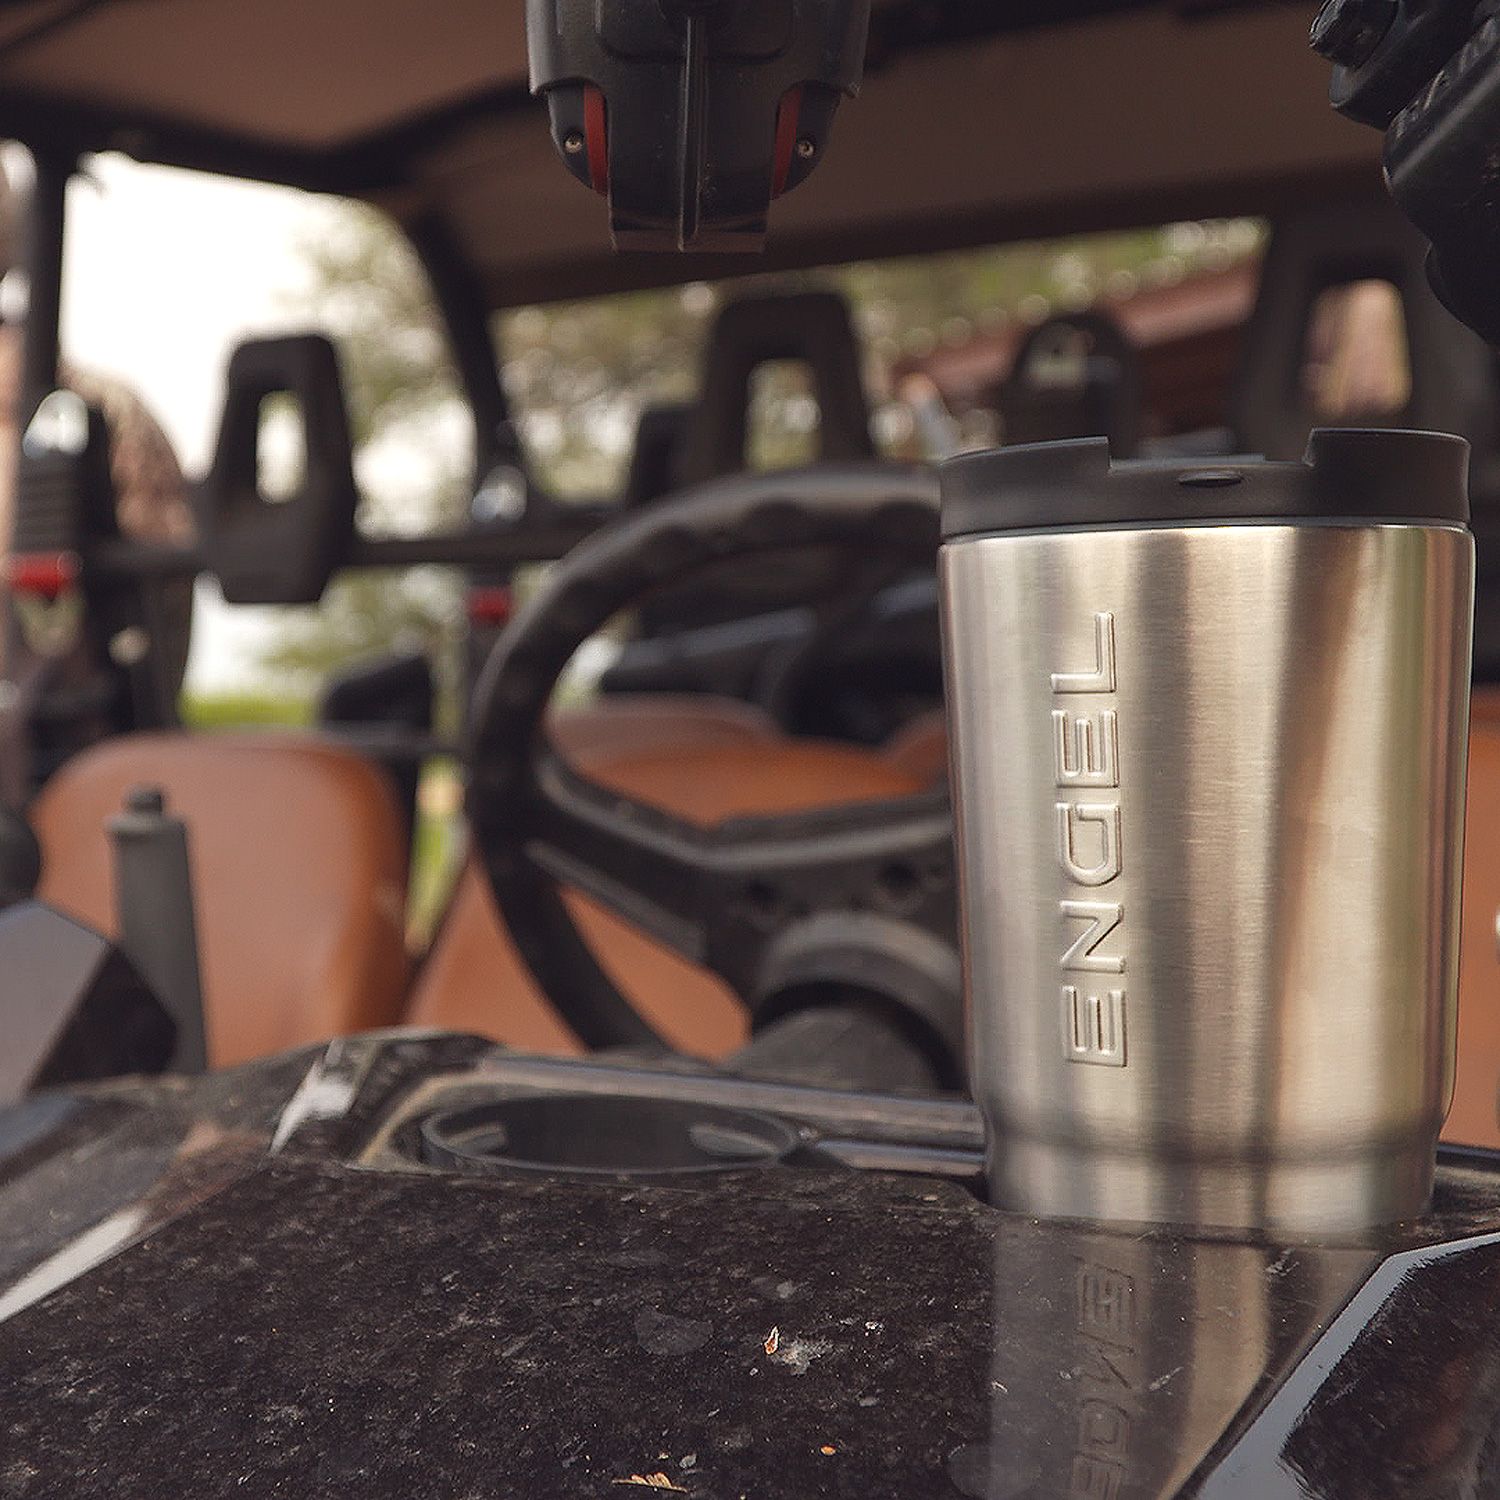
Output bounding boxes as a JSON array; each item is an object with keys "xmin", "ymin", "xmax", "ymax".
[
  {"xmin": 563, "ymin": 130, "xmax": 585, "ymax": 155},
  {"xmin": 795, "ymin": 137, "xmax": 816, "ymax": 160},
  {"xmin": 1310, "ymin": 0, "xmax": 1397, "ymax": 69},
  {"xmin": 125, "ymin": 785, "xmax": 166, "ymax": 816},
  {"xmin": 108, "ymin": 625, "xmax": 150, "ymax": 666}
]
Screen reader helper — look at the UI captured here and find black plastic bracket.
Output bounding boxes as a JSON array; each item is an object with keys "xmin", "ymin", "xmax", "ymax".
[
  {"xmin": 198, "ymin": 335, "xmax": 358, "ymax": 605},
  {"xmin": 526, "ymin": 0, "xmax": 871, "ymax": 250}
]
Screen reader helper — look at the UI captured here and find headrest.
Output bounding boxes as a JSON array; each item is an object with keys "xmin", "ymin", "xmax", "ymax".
[
  {"xmin": 998, "ymin": 310, "xmax": 1143, "ymax": 457},
  {"xmin": 1232, "ymin": 197, "xmax": 1497, "ymax": 472},
  {"xmin": 676, "ymin": 289, "xmax": 875, "ymax": 486}
]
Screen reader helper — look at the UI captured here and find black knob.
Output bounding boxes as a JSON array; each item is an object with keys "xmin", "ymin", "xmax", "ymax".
[
  {"xmin": 0, "ymin": 805, "xmax": 41, "ymax": 907},
  {"xmin": 1310, "ymin": 0, "xmax": 1398, "ymax": 68}
]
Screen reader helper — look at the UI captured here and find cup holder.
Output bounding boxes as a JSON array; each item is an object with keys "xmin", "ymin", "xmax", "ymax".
[{"xmin": 418, "ymin": 1094, "xmax": 809, "ymax": 1179}]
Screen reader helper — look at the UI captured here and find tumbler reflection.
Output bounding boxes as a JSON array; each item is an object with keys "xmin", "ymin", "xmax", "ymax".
[{"xmin": 972, "ymin": 1214, "xmax": 1500, "ymax": 1499}]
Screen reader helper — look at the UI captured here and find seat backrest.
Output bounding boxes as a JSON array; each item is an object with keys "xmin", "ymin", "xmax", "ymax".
[
  {"xmin": 30, "ymin": 732, "xmax": 411, "ymax": 1066},
  {"xmin": 1232, "ymin": 196, "xmax": 1496, "ymax": 463},
  {"xmin": 406, "ymin": 697, "xmax": 926, "ymax": 1057},
  {"xmin": 997, "ymin": 310, "xmax": 1143, "ymax": 457},
  {"xmin": 635, "ymin": 290, "xmax": 880, "ymax": 638}
]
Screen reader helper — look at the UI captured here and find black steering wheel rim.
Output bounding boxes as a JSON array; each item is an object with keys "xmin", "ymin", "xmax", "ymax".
[{"xmin": 466, "ymin": 463, "xmax": 954, "ymax": 1056}]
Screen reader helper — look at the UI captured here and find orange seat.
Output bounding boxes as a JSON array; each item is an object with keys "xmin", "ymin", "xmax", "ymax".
[
  {"xmin": 1453, "ymin": 700, "xmax": 1500, "ymax": 1145},
  {"xmin": 414, "ymin": 687, "xmax": 1500, "ymax": 1146},
  {"xmin": 407, "ymin": 728, "xmax": 929, "ymax": 1057},
  {"xmin": 30, "ymin": 732, "xmax": 411, "ymax": 1067}
]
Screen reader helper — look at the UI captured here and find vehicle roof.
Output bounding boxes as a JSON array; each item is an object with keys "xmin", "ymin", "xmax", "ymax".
[{"xmin": 0, "ymin": 0, "xmax": 1380, "ymax": 307}]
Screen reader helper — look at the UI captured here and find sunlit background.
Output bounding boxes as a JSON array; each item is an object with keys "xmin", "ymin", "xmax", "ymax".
[{"xmin": 43, "ymin": 151, "xmax": 1271, "ymax": 715}]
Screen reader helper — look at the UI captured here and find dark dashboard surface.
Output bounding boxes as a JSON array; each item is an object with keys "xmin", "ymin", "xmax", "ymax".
[{"xmin": 3, "ymin": 1037, "xmax": 1500, "ymax": 1498}]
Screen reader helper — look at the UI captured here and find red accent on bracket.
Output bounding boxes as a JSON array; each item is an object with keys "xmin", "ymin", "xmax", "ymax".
[
  {"xmin": 7, "ymin": 551, "xmax": 79, "ymax": 602},
  {"xmin": 468, "ymin": 586, "xmax": 515, "ymax": 628},
  {"xmin": 771, "ymin": 85, "xmax": 805, "ymax": 198},
  {"xmin": 584, "ymin": 84, "xmax": 610, "ymax": 195}
]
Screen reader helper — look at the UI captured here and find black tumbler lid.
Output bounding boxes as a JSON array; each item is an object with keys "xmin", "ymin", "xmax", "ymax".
[{"xmin": 939, "ymin": 429, "xmax": 1471, "ymax": 541}]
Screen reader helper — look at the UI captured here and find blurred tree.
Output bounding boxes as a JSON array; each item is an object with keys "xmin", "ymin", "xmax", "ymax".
[
  {"xmin": 253, "ymin": 204, "xmax": 470, "ymax": 717},
  {"xmin": 501, "ymin": 218, "xmax": 1263, "ymax": 493},
  {"xmin": 252, "ymin": 204, "xmax": 1261, "ymax": 697}
]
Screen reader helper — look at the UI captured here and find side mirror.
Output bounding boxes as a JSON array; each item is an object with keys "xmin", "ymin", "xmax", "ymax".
[
  {"xmin": 0, "ymin": 902, "xmax": 174, "ymax": 1104},
  {"xmin": 198, "ymin": 334, "xmax": 358, "ymax": 605},
  {"xmin": 527, "ymin": 0, "xmax": 871, "ymax": 251}
]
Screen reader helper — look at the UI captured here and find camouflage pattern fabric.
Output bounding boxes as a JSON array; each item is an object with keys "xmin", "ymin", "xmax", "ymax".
[
  {"xmin": 64, "ymin": 358, "xmax": 195, "ymax": 551},
  {"xmin": 0, "ymin": 327, "xmax": 195, "ymax": 802}
]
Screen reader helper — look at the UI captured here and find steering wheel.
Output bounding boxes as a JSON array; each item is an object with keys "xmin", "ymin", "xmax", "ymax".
[{"xmin": 466, "ymin": 464, "xmax": 962, "ymax": 1079}]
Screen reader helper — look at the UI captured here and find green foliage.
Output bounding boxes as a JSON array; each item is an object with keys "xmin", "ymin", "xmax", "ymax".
[
  {"xmin": 181, "ymin": 692, "xmax": 313, "ymax": 730},
  {"xmin": 249, "ymin": 204, "xmax": 1261, "ymax": 699},
  {"xmin": 500, "ymin": 219, "xmax": 1263, "ymax": 497}
]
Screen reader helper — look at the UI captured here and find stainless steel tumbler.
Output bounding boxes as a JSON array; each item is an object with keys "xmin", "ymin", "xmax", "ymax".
[{"xmin": 939, "ymin": 430, "xmax": 1474, "ymax": 1234}]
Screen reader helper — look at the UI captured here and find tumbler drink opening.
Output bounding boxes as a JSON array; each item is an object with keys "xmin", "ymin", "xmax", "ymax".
[{"xmin": 939, "ymin": 430, "xmax": 1474, "ymax": 1234}]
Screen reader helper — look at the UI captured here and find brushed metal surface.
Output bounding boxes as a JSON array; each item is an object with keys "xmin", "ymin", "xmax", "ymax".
[{"xmin": 940, "ymin": 522, "xmax": 1474, "ymax": 1233}]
